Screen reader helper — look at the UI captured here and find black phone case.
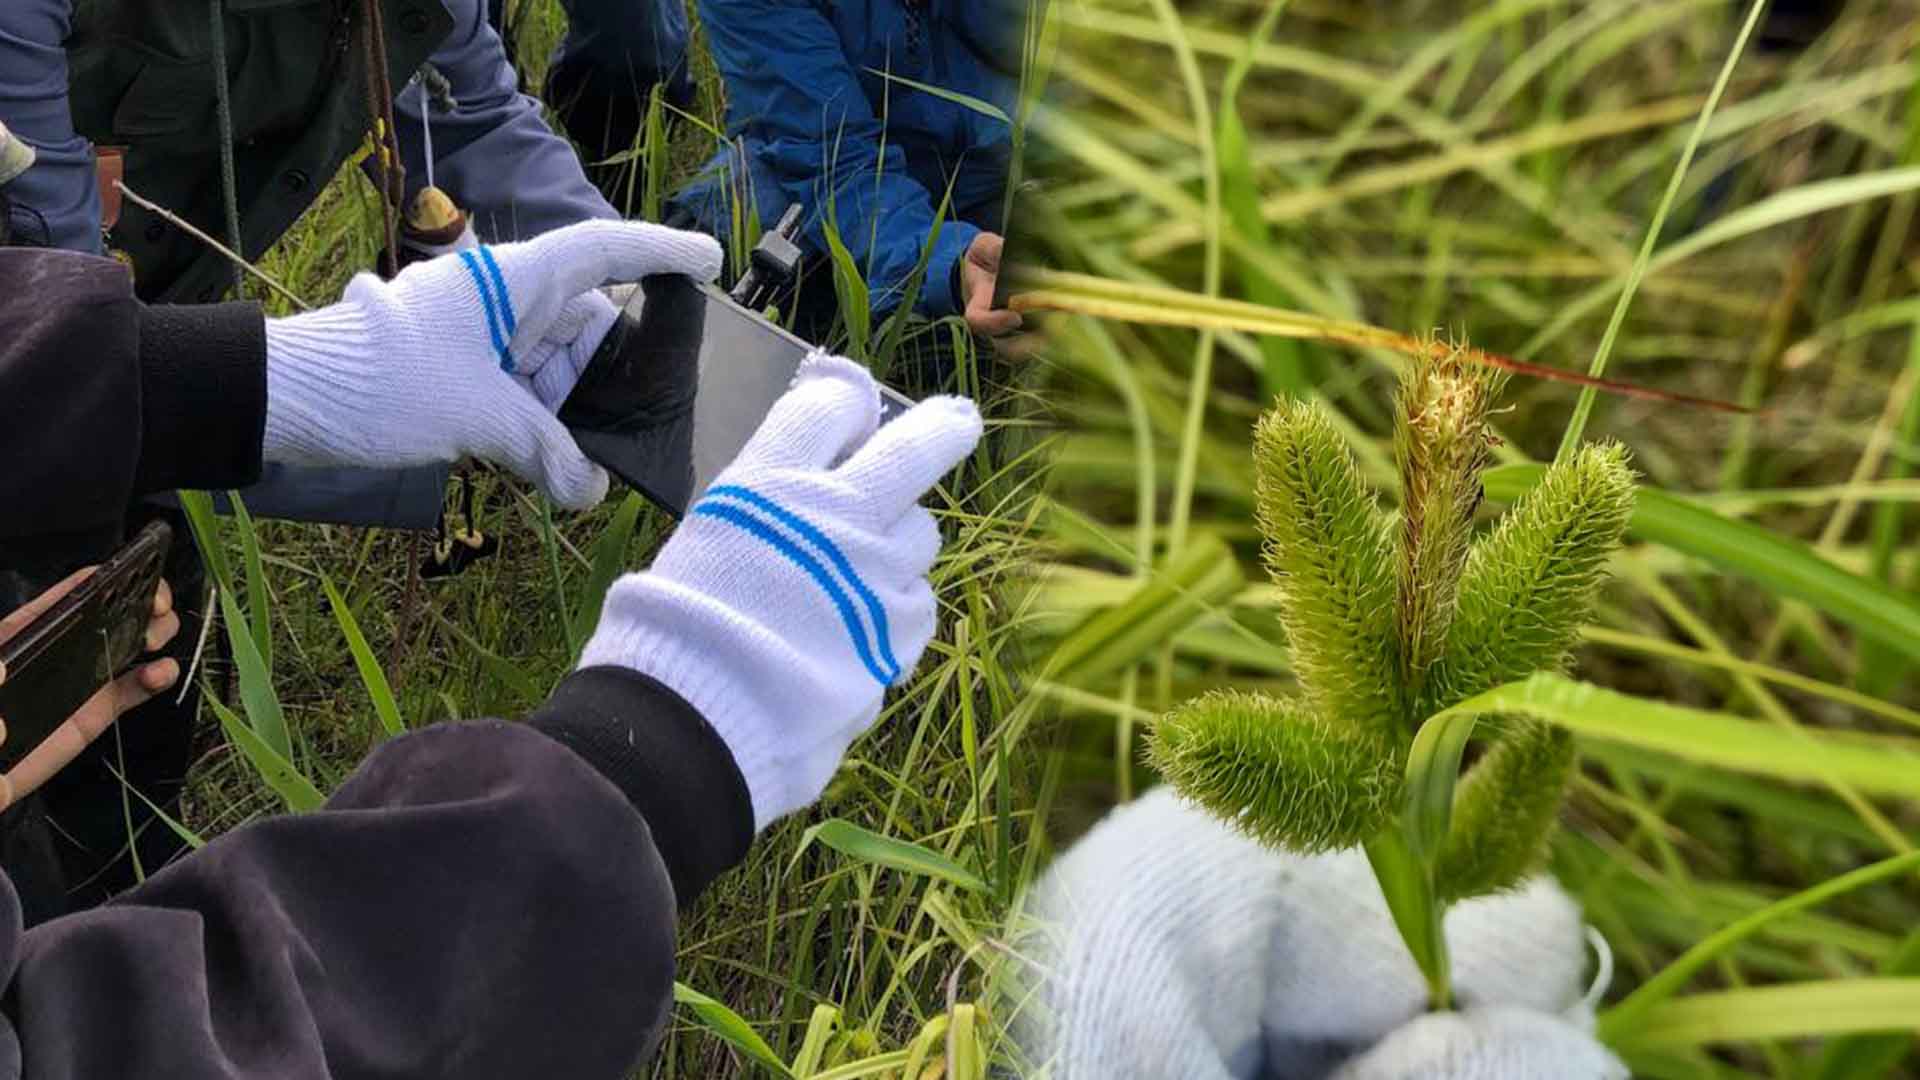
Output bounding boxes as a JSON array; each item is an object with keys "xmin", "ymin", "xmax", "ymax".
[{"xmin": 0, "ymin": 521, "xmax": 171, "ymax": 768}]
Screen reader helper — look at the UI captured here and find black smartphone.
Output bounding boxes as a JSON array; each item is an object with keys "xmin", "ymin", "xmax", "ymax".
[
  {"xmin": 559, "ymin": 275, "xmax": 912, "ymax": 516},
  {"xmin": 0, "ymin": 521, "xmax": 171, "ymax": 769}
]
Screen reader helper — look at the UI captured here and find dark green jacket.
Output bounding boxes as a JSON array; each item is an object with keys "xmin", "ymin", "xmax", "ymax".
[{"xmin": 66, "ymin": 0, "xmax": 453, "ymax": 304}]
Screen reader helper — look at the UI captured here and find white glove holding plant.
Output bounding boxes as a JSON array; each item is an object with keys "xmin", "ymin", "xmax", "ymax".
[
  {"xmin": 261, "ymin": 219, "xmax": 722, "ymax": 509},
  {"xmin": 1033, "ymin": 787, "xmax": 1625, "ymax": 1080},
  {"xmin": 580, "ymin": 355, "xmax": 982, "ymax": 831}
]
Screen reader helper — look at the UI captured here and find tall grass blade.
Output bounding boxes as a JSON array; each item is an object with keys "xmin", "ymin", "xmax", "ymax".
[
  {"xmin": 1613, "ymin": 978, "xmax": 1920, "ymax": 1052},
  {"xmin": 217, "ymin": 585, "xmax": 292, "ymax": 760},
  {"xmin": 1216, "ymin": 0, "xmax": 1307, "ymax": 399},
  {"xmin": 1039, "ymin": 533, "xmax": 1244, "ymax": 687},
  {"xmin": 572, "ymin": 492, "xmax": 644, "ymax": 650},
  {"xmin": 673, "ymin": 982, "xmax": 796, "ymax": 1078},
  {"xmin": 209, "ymin": 696, "xmax": 324, "ymax": 813},
  {"xmin": 322, "ymin": 575, "xmax": 404, "ymax": 739},
  {"xmin": 796, "ymin": 819, "xmax": 989, "ymax": 896},
  {"xmin": 1599, "ymin": 850, "xmax": 1920, "ymax": 1039},
  {"xmin": 1434, "ymin": 673, "xmax": 1920, "ymax": 797},
  {"xmin": 174, "ymin": 489, "xmax": 235, "ymax": 592},
  {"xmin": 1554, "ymin": 0, "xmax": 1768, "ymax": 460},
  {"xmin": 226, "ymin": 492, "xmax": 273, "ymax": 670}
]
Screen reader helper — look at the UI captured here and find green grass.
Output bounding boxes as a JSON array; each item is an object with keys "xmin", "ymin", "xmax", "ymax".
[
  {"xmin": 1025, "ymin": 0, "xmax": 1920, "ymax": 1076},
  {"xmin": 167, "ymin": 3, "xmax": 1055, "ymax": 1076}
]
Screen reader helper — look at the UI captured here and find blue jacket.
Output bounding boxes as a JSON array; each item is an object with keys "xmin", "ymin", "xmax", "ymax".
[{"xmin": 679, "ymin": 0, "xmax": 1022, "ymax": 321}]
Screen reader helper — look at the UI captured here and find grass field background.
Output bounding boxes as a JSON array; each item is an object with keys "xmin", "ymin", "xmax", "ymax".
[
  {"xmin": 1021, "ymin": 0, "xmax": 1920, "ymax": 1076},
  {"xmin": 157, "ymin": 0, "xmax": 1920, "ymax": 1075},
  {"xmin": 172, "ymin": 3, "xmax": 1052, "ymax": 1076}
]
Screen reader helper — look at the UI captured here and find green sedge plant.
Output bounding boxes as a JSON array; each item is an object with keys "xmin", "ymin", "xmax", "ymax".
[{"xmin": 1148, "ymin": 348, "xmax": 1636, "ymax": 1008}]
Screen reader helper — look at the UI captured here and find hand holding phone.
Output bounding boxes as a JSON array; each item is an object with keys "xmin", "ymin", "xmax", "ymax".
[
  {"xmin": 560, "ymin": 275, "xmax": 912, "ymax": 517},
  {"xmin": 0, "ymin": 554, "xmax": 182, "ymax": 809},
  {"xmin": 962, "ymin": 232, "xmax": 1023, "ymax": 338}
]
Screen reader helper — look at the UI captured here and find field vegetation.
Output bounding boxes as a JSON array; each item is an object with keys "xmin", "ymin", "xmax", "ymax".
[
  {"xmin": 163, "ymin": 3, "xmax": 1053, "ymax": 1075},
  {"xmin": 1022, "ymin": 1, "xmax": 1920, "ymax": 1076}
]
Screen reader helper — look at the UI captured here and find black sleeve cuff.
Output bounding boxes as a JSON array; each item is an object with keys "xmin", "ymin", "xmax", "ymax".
[
  {"xmin": 132, "ymin": 301, "xmax": 267, "ymax": 495},
  {"xmin": 527, "ymin": 666, "xmax": 754, "ymax": 909}
]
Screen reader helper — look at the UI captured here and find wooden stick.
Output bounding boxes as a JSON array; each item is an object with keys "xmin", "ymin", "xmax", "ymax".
[{"xmin": 115, "ymin": 181, "xmax": 312, "ymax": 311}]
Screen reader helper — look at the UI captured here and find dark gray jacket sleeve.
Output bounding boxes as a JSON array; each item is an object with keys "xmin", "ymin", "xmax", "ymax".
[
  {"xmin": 0, "ymin": 667, "xmax": 754, "ymax": 1079},
  {"xmin": 0, "ymin": 0, "xmax": 101, "ymax": 253},
  {"xmin": 395, "ymin": 0, "xmax": 619, "ymax": 241}
]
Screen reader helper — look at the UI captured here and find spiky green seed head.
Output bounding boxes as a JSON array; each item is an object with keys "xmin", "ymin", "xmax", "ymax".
[
  {"xmin": 1435, "ymin": 720, "xmax": 1577, "ymax": 902},
  {"xmin": 1252, "ymin": 401, "xmax": 1403, "ymax": 739},
  {"xmin": 1420, "ymin": 441, "xmax": 1637, "ymax": 717},
  {"xmin": 1148, "ymin": 689, "xmax": 1402, "ymax": 853}
]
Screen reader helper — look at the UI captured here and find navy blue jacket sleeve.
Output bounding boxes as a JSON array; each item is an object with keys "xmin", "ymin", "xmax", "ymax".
[
  {"xmin": 396, "ymin": 0, "xmax": 619, "ymax": 241},
  {"xmin": 0, "ymin": 0, "xmax": 101, "ymax": 254},
  {"xmin": 698, "ymin": 0, "xmax": 977, "ymax": 320}
]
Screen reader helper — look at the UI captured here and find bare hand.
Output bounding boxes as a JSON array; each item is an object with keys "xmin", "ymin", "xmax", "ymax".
[
  {"xmin": 961, "ymin": 232, "xmax": 1024, "ymax": 338},
  {"xmin": 0, "ymin": 569, "xmax": 181, "ymax": 811}
]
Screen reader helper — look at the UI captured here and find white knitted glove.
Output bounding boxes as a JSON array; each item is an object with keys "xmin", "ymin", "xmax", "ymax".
[
  {"xmin": 579, "ymin": 355, "xmax": 983, "ymax": 831},
  {"xmin": 1033, "ymin": 787, "xmax": 1625, "ymax": 1080},
  {"xmin": 261, "ymin": 220, "xmax": 721, "ymax": 510}
]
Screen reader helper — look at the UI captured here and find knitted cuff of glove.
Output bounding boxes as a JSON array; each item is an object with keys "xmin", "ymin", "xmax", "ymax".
[
  {"xmin": 579, "ymin": 572, "xmax": 807, "ymax": 834},
  {"xmin": 260, "ymin": 301, "xmax": 379, "ymax": 465}
]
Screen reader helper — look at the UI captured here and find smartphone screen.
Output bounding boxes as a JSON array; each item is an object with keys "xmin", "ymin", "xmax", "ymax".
[{"xmin": 560, "ymin": 277, "xmax": 911, "ymax": 516}]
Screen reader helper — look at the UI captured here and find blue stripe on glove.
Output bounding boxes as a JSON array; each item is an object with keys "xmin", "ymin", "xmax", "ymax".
[
  {"xmin": 705, "ymin": 484, "xmax": 902, "ymax": 679},
  {"xmin": 458, "ymin": 248, "xmax": 515, "ymax": 371},
  {"xmin": 690, "ymin": 494, "xmax": 896, "ymax": 686}
]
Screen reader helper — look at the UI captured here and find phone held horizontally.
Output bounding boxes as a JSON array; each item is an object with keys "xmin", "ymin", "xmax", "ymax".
[
  {"xmin": 0, "ymin": 521, "xmax": 171, "ymax": 769},
  {"xmin": 559, "ymin": 274, "xmax": 911, "ymax": 517}
]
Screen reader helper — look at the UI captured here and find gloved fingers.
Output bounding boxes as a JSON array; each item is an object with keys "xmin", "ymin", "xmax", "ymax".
[
  {"xmin": 888, "ymin": 505, "xmax": 944, "ymax": 579},
  {"xmin": 1254, "ymin": 845, "xmax": 1592, "ymax": 1048},
  {"xmin": 834, "ymin": 396, "xmax": 982, "ymax": 517},
  {"xmin": 478, "ymin": 382, "xmax": 611, "ymax": 510},
  {"xmin": 524, "ymin": 292, "xmax": 621, "ymax": 410},
  {"xmin": 880, "ymin": 576, "xmax": 939, "ymax": 687},
  {"xmin": 732, "ymin": 353, "xmax": 882, "ymax": 472},
  {"xmin": 1326, "ymin": 1007, "xmax": 1626, "ymax": 1080},
  {"xmin": 502, "ymin": 220, "xmax": 722, "ymax": 339},
  {"xmin": 542, "ymin": 291, "xmax": 618, "ymax": 353},
  {"xmin": 1445, "ymin": 875, "xmax": 1591, "ymax": 1015}
]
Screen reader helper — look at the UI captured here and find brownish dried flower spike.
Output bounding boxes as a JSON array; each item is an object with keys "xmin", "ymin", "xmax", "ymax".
[{"xmin": 1394, "ymin": 344, "xmax": 1507, "ymax": 698}]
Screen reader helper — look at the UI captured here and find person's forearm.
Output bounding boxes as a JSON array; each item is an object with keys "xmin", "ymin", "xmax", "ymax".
[
  {"xmin": 0, "ymin": 250, "xmax": 265, "ymax": 540},
  {"xmin": 2, "ymin": 673, "xmax": 753, "ymax": 1078},
  {"xmin": 133, "ymin": 301, "xmax": 267, "ymax": 495}
]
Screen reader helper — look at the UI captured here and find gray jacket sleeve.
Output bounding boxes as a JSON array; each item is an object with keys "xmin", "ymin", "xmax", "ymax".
[
  {"xmin": 0, "ymin": 0, "xmax": 101, "ymax": 253},
  {"xmin": 395, "ymin": 0, "xmax": 619, "ymax": 242}
]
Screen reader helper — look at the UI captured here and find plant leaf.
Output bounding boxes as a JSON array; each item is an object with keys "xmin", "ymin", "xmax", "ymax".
[
  {"xmin": 673, "ymin": 982, "xmax": 796, "ymax": 1078},
  {"xmin": 1612, "ymin": 978, "xmax": 1920, "ymax": 1052},
  {"xmin": 1040, "ymin": 533, "xmax": 1244, "ymax": 687},
  {"xmin": 218, "ymin": 585, "xmax": 291, "ymax": 761},
  {"xmin": 573, "ymin": 492, "xmax": 645, "ymax": 650},
  {"xmin": 209, "ymin": 695, "xmax": 324, "ymax": 813},
  {"xmin": 1600, "ymin": 850, "xmax": 1920, "ymax": 1039},
  {"xmin": 797, "ymin": 818, "xmax": 989, "ymax": 895},
  {"xmin": 322, "ymin": 575, "xmax": 403, "ymax": 739},
  {"xmin": 1434, "ymin": 673, "xmax": 1920, "ymax": 797},
  {"xmin": 226, "ymin": 492, "xmax": 273, "ymax": 671}
]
